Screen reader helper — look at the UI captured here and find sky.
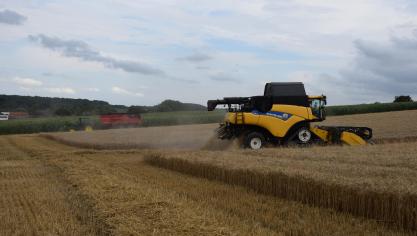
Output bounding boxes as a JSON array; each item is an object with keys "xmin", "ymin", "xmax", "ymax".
[{"xmin": 1, "ymin": 0, "xmax": 417, "ymax": 106}]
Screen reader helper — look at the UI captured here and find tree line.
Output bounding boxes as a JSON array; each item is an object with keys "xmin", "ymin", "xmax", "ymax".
[
  {"xmin": 0, "ymin": 95, "xmax": 206, "ymax": 116},
  {"xmin": 0, "ymin": 94, "xmax": 413, "ymax": 117}
]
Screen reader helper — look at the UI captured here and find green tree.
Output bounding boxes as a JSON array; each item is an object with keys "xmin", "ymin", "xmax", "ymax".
[
  {"xmin": 156, "ymin": 100, "xmax": 182, "ymax": 112},
  {"xmin": 128, "ymin": 106, "xmax": 149, "ymax": 114},
  {"xmin": 55, "ymin": 108, "xmax": 72, "ymax": 116}
]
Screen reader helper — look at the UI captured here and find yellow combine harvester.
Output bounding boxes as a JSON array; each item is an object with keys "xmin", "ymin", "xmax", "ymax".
[{"xmin": 207, "ymin": 82, "xmax": 372, "ymax": 149}]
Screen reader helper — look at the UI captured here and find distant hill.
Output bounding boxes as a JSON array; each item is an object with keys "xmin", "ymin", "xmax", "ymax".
[
  {"xmin": 0, "ymin": 95, "xmax": 206, "ymax": 116},
  {"xmin": 127, "ymin": 99, "xmax": 206, "ymax": 114}
]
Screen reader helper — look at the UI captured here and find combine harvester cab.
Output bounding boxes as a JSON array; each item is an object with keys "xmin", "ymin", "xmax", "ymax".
[{"xmin": 207, "ymin": 82, "xmax": 372, "ymax": 149}]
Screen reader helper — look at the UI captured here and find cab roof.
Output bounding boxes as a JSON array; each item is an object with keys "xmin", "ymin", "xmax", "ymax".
[{"xmin": 264, "ymin": 82, "xmax": 306, "ymax": 96}]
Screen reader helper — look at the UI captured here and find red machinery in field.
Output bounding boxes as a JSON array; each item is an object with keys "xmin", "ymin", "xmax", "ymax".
[{"xmin": 100, "ymin": 113, "xmax": 142, "ymax": 128}]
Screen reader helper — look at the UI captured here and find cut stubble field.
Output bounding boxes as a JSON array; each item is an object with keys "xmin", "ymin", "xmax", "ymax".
[
  {"xmin": 0, "ymin": 136, "xmax": 411, "ymax": 235},
  {"xmin": 1, "ymin": 110, "xmax": 417, "ymax": 235}
]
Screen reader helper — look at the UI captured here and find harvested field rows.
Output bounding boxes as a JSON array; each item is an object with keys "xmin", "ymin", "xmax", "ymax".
[
  {"xmin": 145, "ymin": 141, "xmax": 417, "ymax": 231},
  {"xmin": 45, "ymin": 110, "xmax": 417, "ymax": 150},
  {"xmin": 43, "ymin": 123, "xmax": 219, "ymax": 150},
  {"xmin": 1, "ymin": 136, "xmax": 407, "ymax": 235},
  {"xmin": 0, "ymin": 137, "xmax": 100, "ymax": 235}
]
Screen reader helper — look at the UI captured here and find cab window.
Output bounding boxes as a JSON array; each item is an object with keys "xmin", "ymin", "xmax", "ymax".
[{"xmin": 310, "ymin": 99, "xmax": 325, "ymax": 119}]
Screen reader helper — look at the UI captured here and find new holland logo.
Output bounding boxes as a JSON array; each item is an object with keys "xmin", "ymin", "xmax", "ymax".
[{"xmin": 252, "ymin": 110, "xmax": 292, "ymax": 121}]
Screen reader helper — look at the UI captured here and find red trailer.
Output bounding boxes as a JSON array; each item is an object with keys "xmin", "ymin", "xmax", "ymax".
[{"xmin": 100, "ymin": 113, "xmax": 142, "ymax": 128}]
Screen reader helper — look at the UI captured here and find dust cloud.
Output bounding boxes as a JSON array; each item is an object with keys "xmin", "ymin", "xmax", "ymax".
[
  {"xmin": 48, "ymin": 123, "xmax": 241, "ymax": 151},
  {"xmin": 200, "ymin": 134, "xmax": 241, "ymax": 151}
]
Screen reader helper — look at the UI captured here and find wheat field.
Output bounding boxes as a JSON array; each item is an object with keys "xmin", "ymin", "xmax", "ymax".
[
  {"xmin": 1, "ymin": 110, "xmax": 417, "ymax": 235},
  {"xmin": 145, "ymin": 141, "xmax": 417, "ymax": 231},
  {"xmin": 0, "ymin": 135, "xmax": 409, "ymax": 235}
]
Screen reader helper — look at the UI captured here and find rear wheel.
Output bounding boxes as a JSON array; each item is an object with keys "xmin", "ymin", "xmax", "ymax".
[{"xmin": 244, "ymin": 132, "xmax": 266, "ymax": 150}]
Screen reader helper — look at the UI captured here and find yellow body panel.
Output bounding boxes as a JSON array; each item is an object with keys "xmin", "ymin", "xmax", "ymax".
[
  {"xmin": 310, "ymin": 126, "xmax": 328, "ymax": 142},
  {"xmin": 225, "ymin": 105, "xmax": 313, "ymax": 138},
  {"xmin": 226, "ymin": 112, "xmax": 259, "ymax": 124},
  {"xmin": 310, "ymin": 126, "xmax": 367, "ymax": 145},
  {"xmin": 340, "ymin": 132, "xmax": 367, "ymax": 145},
  {"xmin": 270, "ymin": 104, "xmax": 311, "ymax": 119},
  {"xmin": 308, "ymin": 95, "xmax": 325, "ymax": 99},
  {"xmin": 257, "ymin": 114, "xmax": 304, "ymax": 137}
]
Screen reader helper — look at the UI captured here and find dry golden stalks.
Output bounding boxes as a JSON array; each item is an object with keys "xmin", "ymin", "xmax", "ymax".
[{"xmin": 145, "ymin": 153, "xmax": 417, "ymax": 232}]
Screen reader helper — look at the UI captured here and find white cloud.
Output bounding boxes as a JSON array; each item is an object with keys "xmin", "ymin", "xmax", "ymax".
[
  {"xmin": 85, "ymin": 87, "xmax": 100, "ymax": 92},
  {"xmin": 45, "ymin": 87, "xmax": 76, "ymax": 94},
  {"xmin": 287, "ymin": 71, "xmax": 314, "ymax": 82},
  {"xmin": 13, "ymin": 77, "xmax": 43, "ymax": 87},
  {"xmin": 112, "ymin": 86, "xmax": 144, "ymax": 97}
]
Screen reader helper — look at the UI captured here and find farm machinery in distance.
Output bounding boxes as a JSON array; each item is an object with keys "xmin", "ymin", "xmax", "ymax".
[{"xmin": 74, "ymin": 113, "xmax": 142, "ymax": 131}]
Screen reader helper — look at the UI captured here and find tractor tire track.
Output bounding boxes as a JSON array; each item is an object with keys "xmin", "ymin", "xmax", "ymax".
[{"xmin": 0, "ymin": 136, "xmax": 107, "ymax": 235}]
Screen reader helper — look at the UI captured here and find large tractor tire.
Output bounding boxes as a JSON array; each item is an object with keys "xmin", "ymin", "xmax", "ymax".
[
  {"xmin": 244, "ymin": 132, "xmax": 266, "ymax": 150},
  {"xmin": 295, "ymin": 127, "xmax": 312, "ymax": 144}
]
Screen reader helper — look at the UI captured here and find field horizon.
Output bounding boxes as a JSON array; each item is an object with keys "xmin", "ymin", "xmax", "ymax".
[{"xmin": 1, "ymin": 100, "xmax": 417, "ymax": 135}]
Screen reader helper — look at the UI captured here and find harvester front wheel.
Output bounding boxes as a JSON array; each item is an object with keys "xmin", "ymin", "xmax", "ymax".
[
  {"xmin": 244, "ymin": 132, "xmax": 265, "ymax": 150},
  {"xmin": 296, "ymin": 127, "xmax": 312, "ymax": 144}
]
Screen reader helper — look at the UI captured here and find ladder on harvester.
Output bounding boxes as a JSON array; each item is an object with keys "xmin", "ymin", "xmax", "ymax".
[{"xmin": 235, "ymin": 111, "xmax": 244, "ymax": 124}]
